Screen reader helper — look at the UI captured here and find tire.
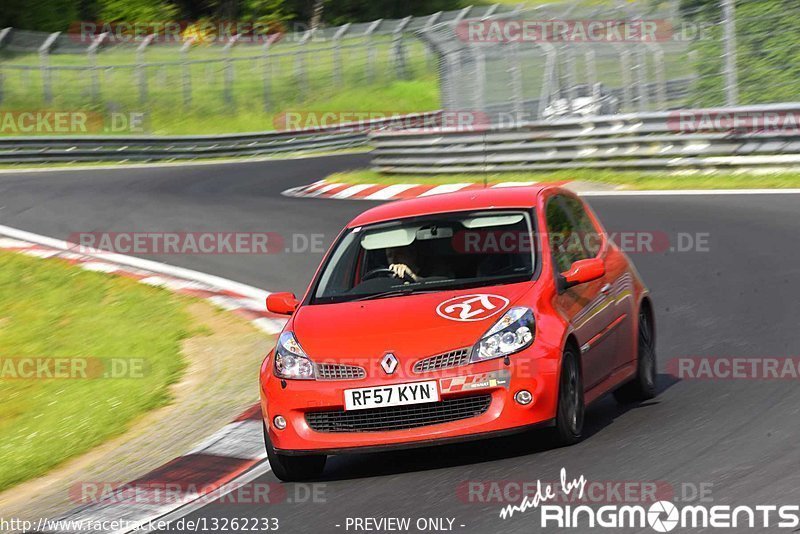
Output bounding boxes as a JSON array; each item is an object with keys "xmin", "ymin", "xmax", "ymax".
[
  {"xmin": 614, "ymin": 307, "xmax": 657, "ymax": 404},
  {"xmin": 263, "ymin": 423, "xmax": 326, "ymax": 482},
  {"xmin": 554, "ymin": 347, "xmax": 585, "ymax": 446}
]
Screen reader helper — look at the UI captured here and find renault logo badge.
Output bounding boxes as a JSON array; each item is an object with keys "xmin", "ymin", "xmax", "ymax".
[{"xmin": 381, "ymin": 353, "xmax": 398, "ymax": 375}]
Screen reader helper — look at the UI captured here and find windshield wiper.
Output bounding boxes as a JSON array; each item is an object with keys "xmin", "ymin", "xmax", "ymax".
[{"xmin": 355, "ymin": 287, "xmax": 437, "ymax": 302}]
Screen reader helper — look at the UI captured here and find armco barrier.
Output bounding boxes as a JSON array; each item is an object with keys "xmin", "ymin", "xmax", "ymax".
[
  {"xmin": 0, "ymin": 111, "xmax": 442, "ymax": 164},
  {"xmin": 370, "ymin": 104, "xmax": 800, "ymax": 173}
]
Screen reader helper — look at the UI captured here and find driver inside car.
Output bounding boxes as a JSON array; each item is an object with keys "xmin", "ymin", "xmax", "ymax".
[
  {"xmin": 386, "ymin": 245, "xmax": 422, "ymax": 281},
  {"xmin": 385, "ymin": 244, "xmax": 455, "ymax": 282}
]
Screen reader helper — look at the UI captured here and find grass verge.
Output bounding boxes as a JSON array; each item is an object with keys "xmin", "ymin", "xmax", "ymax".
[
  {"xmin": 0, "ymin": 251, "xmax": 194, "ymax": 492},
  {"xmin": 325, "ymin": 169, "xmax": 800, "ymax": 190}
]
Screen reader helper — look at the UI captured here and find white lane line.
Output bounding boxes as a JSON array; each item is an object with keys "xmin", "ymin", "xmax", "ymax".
[
  {"xmin": 363, "ymin": 183, "xmax": 419, "ymax": 200},
  {"xmin": 418, "ymin": 183, "xmax": 472, "ymax": 197},
  {"xmin": 491, "ymin": 181, "xmax": 538, "ymax": 188},
  {"xmin": 0, "ymin": 224, "xmax": 271, "ymax": 302}
]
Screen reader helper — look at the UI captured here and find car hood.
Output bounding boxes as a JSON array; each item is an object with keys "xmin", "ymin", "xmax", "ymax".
[{"xmin": 291, "ymin": 282, "xmax": 532, "ymax": 367}]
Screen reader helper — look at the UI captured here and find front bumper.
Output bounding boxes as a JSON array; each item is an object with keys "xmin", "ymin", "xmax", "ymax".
[{"xmin": 260, "ymin": 344, "xmax": 560, "ymax": 455}]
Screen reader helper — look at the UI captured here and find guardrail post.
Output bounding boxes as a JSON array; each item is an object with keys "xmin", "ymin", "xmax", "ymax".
[
  {"xmin": 392, "ymin": 17, "xmax": 412, "ymax": 79},
  {"xmin": 223, "ymin": 34, "xmax": 240, "ymax": 108},
  {"xmin": 87, "ymin": 32, "xmax": 108, "ymax": 103},
  {"xmin": 180, "ymin": 37, "xmax": 194, "ymax": 108},
  {"xmin": 136, "ymin": 34, "xmax": 155, "ymax": 105},
  {"xmin": 0, "ymin": 28, "xmax": 10, "ymax": 104},
  {"xmin": 364, "ymin": 19, "xmax": 382, "ymax": 84},
  {"xmin": 332, "ymin": 23, "xmax": 350, "ymax": 87},
  {"xmin": 39, "ymin": 32, "xmax": 60, "ymax": 105}
]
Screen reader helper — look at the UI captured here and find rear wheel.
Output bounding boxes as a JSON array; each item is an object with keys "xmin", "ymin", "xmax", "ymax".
[
  {"xmin": 554, "ymin": 347, "xmax": 585, "ymax": 446},
  {"xmin": 614, "ymin": 307, "xmax": 657, "ymax": 403},
  {"xmin": 263, "ymin": 423, "xmax": 326, "ymax": 482}
]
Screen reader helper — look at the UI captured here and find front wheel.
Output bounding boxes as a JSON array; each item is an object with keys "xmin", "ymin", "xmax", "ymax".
[
  {"xmin": 554, "ymin": 347, "xmax": 585, "ymax": 446},
  {"xmin": 263, "ymin": 423, "xmax": 326, "ymax": 482},
  {"xmin": 614, "ymin": 308, "xmax": 657, "ymax": 404}
]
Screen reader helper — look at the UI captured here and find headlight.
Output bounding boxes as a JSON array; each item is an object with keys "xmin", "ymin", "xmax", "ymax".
[
  {"xmin": 274, "ymin": 331, "xmax": 315, "ymax": 380},
  {"xmin": 471, "ymin": 307, "xmax": 535, "ymax": 362}
]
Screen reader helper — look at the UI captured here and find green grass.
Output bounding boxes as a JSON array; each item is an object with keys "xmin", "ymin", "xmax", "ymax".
[
  {"xmin": 0, "ymin": 251, "xmax": 193, "ymax": 491},
  {"xmin": 326, "ymin": 168, "xmax": 800, "ymax": 190}
]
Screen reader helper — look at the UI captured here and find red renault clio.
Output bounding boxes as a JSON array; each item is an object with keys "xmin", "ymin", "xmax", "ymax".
[{"xmin": 260, "ymin": 185, "xmax": 656, "ymax": 481}]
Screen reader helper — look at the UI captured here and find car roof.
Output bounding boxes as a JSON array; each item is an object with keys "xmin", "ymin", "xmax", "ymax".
[{"xmin": 347, "ymin": 185, "xmax": 559, "ymax": 227}]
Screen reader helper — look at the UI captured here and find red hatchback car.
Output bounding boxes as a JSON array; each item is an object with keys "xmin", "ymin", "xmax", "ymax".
[{"xmin": 260, "ymin": 185, "xmax": 656, "ymax": 481}]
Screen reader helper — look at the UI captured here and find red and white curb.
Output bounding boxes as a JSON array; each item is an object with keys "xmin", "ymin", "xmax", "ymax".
[
  {"xmin": 282, "ymin": 179, "xmax": 553, "ymax": 201},
  {"xmin": 0, "ymin": 224, "xmax": 277, "ymax": 533}
]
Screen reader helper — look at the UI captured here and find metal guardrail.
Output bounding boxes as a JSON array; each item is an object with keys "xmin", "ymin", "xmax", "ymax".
[
  {"xmin": 0, "ymin": 112, "xmax": 442, "ymax": 164},
  {"xmin": 370, "ymin": 104, "xmax": 800, "ymax": 173}
]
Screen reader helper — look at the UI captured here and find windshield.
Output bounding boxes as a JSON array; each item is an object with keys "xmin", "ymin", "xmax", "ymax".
[{"xmin": 312, "ymin": 210, "xmax": 536, "ymax": 304}]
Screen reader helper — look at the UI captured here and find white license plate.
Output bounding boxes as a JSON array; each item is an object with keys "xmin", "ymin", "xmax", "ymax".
[{"xmin": 344, "ymin": 380, "xmax": 440, "ymax": 411}]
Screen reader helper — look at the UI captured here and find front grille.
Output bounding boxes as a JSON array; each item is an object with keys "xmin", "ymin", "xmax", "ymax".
[
  {"xmin": 413, "ymin": 348, "xmax": 471, "ymax": 373},
  {"xmin": 316, "ymin": 363, "xmax": 366, "ymax": 380},
  {"xmin": 305, "ymin": 394, "xmax": 492, "ymax": 433}
]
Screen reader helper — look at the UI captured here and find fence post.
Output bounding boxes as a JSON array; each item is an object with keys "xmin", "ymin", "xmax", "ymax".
[
  {"xmin": 584, "ymin": 46, "xmax": 597, "ymax": 91},
  {"xmin": 0, "ymin": 28, "xmax": 10, "ymax": 105},
  {"xmin": 722, "ymin": 0, "xmax": 738, "ymax": 106},
  {"xmin": 507, "ymin": 40, "xmax": 526, "ymax": 120},
  {"xmin": 295, "ymin": 29, "xmax": 312, "ymax": 100},
  {"xmin": 262, "ymin": 33, "xmax": 280, "ymax": 113},
  {"xmin": 634, "ymin": 47, "xmax": 649, "ymax": 112},
  {"xmin": 483, "ymin": 4, "xmax": 500, "ymax": 18},
  {"xmin": 649, "ymin": 43, "xmax": 667, "ymax": 109},
  {"xmin": 332, "ymin": 23, "xmax": 350, "ymax": 87},
  {"xmin": 364, "ymin": 19, "xmax": 382, "ymax": 84},
  {"xmin": 538, "ymin": 43, "xmax": 558, "ymax": 119},
  {"xmin": 562, "ymin": 45, "xmax": 577, "ymax": 101},
  {"xmin": 136, "ymin": 34, "xmax": 154, "ymax": 105},
  {"xmin": 392, "ymin": 17, "xmax": 412, "ymax": 79},
  {"xmin": 453, "ymin": 6, "xmax": 472, "ymax": 26},
  {"xmin": 223, "ymin": 34, "xmax": 240, "ymax": 108},
  {"xmin": 423, "ymin": 12, "xmax": 442, "ymax": 68},
  {"xmin": 87, "ymin": 32, "xmax": 108, "ymax": 103},
  {"xmin": 612, "ymin": 43, "xmax": 633, "ymax": 112},
  {"xmin": 39, "ymin": 32, "xmax": 60, "ymax": 106},
  {"xmin": 180, "ymin": 37, "xmax": 194, "ymax": 108}
]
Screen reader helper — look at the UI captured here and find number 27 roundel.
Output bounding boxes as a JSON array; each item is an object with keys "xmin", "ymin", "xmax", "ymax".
[{"xmin": 436, "ymin": 294, "xmax": 509, "ymax": 322}]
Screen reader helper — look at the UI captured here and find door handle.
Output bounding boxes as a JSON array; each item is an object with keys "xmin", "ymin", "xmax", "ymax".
[{"xmin": 600, "ymin": 283, "xmax": 613, "ymax": 295}]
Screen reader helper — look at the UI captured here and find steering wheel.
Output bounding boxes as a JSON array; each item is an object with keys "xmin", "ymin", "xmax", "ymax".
[{"xmin": 362, "ymin": 267, "xmax": 415, "ymax": 282}]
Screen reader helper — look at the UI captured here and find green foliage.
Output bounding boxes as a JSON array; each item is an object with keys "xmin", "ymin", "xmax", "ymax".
[
  {"xmin": 96, "ymin": 0, "xmax": 178, "ymax": 22},
  {"xmin": 0, "ymin": 0, "xmax": 80, "ymax": 32},
  {"xmin": 2, "ymin": 0, "xmax": 462, "ymax": 31},
  {"xmin": 687, "ymin": 0, "xmax": 800, "ymax": 106}
]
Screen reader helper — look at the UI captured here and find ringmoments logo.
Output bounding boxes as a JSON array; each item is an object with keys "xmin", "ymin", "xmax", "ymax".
[{"xmin": 499, "ymin": 469, "xmax": 800, "ymax": 531}]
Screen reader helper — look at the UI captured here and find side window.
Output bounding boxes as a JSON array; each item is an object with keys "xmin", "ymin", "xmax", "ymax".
[
  {"xmin": 562, "ymin": 197, "xmax": 602, "ymax": 258},
  {"xmin": 546, "ymin": 196, "xmax": 589, "ymax": 273}
]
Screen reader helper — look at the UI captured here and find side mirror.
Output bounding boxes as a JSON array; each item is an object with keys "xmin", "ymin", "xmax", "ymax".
[
  {"xmin": 558, "ymin": 258, "xmax": 605, "ymax": 293},
  {"xmin": 266, "ymin": 292, "xmax": 299, "ymax": 316}
]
